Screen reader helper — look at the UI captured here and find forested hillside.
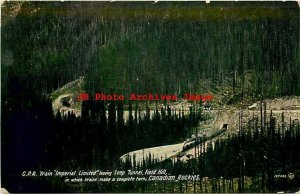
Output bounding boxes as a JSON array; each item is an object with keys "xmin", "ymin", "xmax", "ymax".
[
  {"xmin": 1, "ymin": 2, "xmax": 300, "ymax": 193},
  {"xmin": 2, "ymin": 2, "xmax": 299, "ymax": 102}
]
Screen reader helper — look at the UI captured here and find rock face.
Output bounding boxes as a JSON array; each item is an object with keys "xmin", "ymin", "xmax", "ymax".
[{"xmin": 50, "ymin": 76, "xmax": 85, "ymax": 117}]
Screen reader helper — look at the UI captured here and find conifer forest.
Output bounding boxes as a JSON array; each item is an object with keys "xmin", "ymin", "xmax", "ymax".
[{"xmin": 1, "ymin": 1, "xmax": 300, "ymax": 193}]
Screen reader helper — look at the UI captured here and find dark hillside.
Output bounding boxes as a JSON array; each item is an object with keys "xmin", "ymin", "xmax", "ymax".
[{"xmin": 2, "ymin": 2, "xmax": 299, "ymax": 102}]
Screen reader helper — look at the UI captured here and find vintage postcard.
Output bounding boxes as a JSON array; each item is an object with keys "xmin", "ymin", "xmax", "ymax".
[{"xmin": 1, "ymin": 1, "xmax": 300, "ymax": 193}]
